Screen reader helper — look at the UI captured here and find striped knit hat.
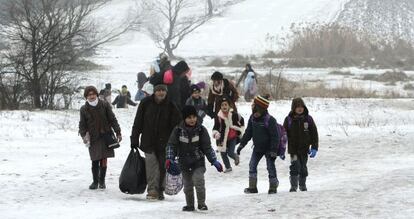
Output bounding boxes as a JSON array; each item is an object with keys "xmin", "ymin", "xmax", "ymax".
[{"xmin": 254, "ymin": 95, "xmax": 270, "ymax": 109}]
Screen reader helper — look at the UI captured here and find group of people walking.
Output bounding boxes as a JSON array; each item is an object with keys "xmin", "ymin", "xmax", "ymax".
[{"xmin": 78, "ymin": 54, "xmax": 319, "ymax": 212}]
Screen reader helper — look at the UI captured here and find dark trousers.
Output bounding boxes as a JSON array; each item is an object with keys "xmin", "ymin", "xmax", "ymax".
[
  {"xmin": 220, "ymin": 139, "xmax": 237, "ymax": 169},
  {"xmin": 182, "ymin": 167, "xmax": 206, "ymax": 206},
  {"xmin": 249, "ymin": 151, "xmax": 278, "ymax": 183},
  {"xmin": 289, "ymin": 154, "xmax": 308, "ymax": 178}
]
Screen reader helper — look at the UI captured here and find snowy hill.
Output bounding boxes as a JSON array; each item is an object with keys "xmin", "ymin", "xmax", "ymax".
[{"xmin": 336, "ymin": 0, "xmax": 414, "ymax": 43}]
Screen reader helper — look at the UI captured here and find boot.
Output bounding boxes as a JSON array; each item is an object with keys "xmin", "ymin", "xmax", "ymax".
[
  {"xmin": 98, "ymin": 167, "xmax": 107, "ymax": 189},
  {"xmin": 224, "ymin": 167, "xmax": 233, "ymax": 173},
  {"xmin": 182, "ymin": 206, "xmax": 195, "ymax": 211},
  {"xmin": 299, "ymin": 177, "xmax": 307, "ymax": 191},
  {"xmin": 89, "ymin": 166, "xmax": 99, "ymax": 190},
  {"xmin": 234, "ymin": 155, "xmax": 240, "ymax": 166},
  {"xmin": 183, "ymin": 192, "xmax": 195, "ymax": 211},
  {"xmin": 146, "ymin": 190, "xmax": 159, "ymax": 200},
  {"xmin": 244, "ymin": 177, "xmax": 258, "ymax": 194},
  {"xmin": 198, "ymin": 204, "xmax": 208, "ymax": 211},
  {"xmin": 268, "ymin": 181, "xmax": 279, "ymax": 194},
  {"xmin": 289, "ymin": 176, "xmax": 298, "ymax": 192}
]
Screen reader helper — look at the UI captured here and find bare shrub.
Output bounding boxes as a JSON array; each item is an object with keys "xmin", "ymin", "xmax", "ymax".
[
  {"xmin": 227, "ymin": 54, "xmax": 250, "ymax": 67},
  {"xmin": 328, "ymin": 70, "xmax": 354, "ymax": 76},
  {"xmin": 207, "ymin": 57, "xmax": 226, "ymax": 67},
  {"xmin": 362, "ymin": 71, "xmax": 408, "ymax": 83},
  {"xmin": 403, "ymin": 83, "xmax": 414, "ymax": 90}
]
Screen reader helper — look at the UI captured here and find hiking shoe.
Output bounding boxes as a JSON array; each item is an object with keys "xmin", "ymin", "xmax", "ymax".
[{"xmin": 182, "ymin": 206, "xmax": 195, "ymax": 211}]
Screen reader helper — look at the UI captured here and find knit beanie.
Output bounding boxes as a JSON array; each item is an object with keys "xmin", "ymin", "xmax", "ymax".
[
  {"xmin": 254, "ymin": 95, "xmax": 270, "ymax": 110},
  {"xmin": 182, "ymin": 105, "xmax": 198, "ymax": 119},
  {"xmin": 154, "ymin": 84, "xmax": 168, "ymax": 92},
  {"xmin": 190, "ymin": 84, "xmax": 201, "ymax": 93}
]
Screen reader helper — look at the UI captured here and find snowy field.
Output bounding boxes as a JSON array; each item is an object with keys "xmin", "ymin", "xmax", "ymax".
[{"xmin": 1, "ymin": 98, "xmax": 413, "ymax": 218}]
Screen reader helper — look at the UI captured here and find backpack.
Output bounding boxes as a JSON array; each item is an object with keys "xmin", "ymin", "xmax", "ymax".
[{"xmin": 258, "ymin": 114, "xmax": 287, "ymax": 156}]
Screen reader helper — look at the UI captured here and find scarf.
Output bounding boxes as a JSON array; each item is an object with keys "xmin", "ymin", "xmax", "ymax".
[
  {"xmin": 211, "ymin": 80, "xmax": 224, "ymax": 96},
  {"xmin": 87, "ymin": 98, "xmax": 99, "ymax": 107}
]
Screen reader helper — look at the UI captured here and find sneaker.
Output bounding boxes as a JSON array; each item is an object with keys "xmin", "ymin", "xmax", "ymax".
[
  {"xmin": 223, "ymin": 167, "xmax": 232, "ymax": 173},
  {"xmin": 234, "ymin": 155, "xmax": 240, "ymax": 166},
  {"xmin": 182, "ymin": 206, "xmax": 195, "ymax": 211},
  {"xmin": 198, "ymin": 204, "xmax": 208, "ymax": 211}
]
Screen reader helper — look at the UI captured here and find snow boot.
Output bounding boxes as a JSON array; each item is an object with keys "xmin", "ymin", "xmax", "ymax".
[
  {"xmin": 146, "ymin": 190, "xmax": 159, "ymax": 200},
  {"xmin": 268, "ymin": 180, "xmax": 279, "ymax": 194},
  {"xmin": 158, "ymin": 193, "xmax": 165, "ymax": 200},
  {"xmin": 182, "ymin": 206, "xmax": 195, "ymax": 211},
  {"xmin": 299, "ymin": 177, "xmax": 307, "ymax": 191},
  {"xmin": 244, "ymin": 177, "xmax": 258, "ymax": 194},
  {"xmin": 89, "ymin": 166, "xmax": 99, "ymax": 190},
  {"xmin": 98, "ymin": 166, "xmax": 107, "ymax": 189},
  {"xmin": 289, "ymin": 176, "xmax": 298, "ymax": 192},
  {"xmin": 198, "ymin": 204, "xmax": 208, "ymax": 211}
]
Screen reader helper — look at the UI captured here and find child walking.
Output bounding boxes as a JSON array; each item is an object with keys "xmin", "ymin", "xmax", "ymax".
[
  {"xmin": 283, "ymin": 97, "xmax": 319, "ymax": 192},
  {"xmin": 237, "ymin": 95, "xmax": 281, "ymax": 194},
  {"xmin": 166, "ymin": 105, "xmax": 223, "ymax": 211},
  {"xmin": 212, "ymin": 97, "xmax": 245, "ymax": 173}
]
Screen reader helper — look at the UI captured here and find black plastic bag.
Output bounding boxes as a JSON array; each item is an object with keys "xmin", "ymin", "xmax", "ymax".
[{"xmin": 119, "ymin": 149, "xmax": 147, "ymax": 194}]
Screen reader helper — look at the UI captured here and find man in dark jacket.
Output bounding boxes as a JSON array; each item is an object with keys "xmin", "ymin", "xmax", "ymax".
[
  {"xmin": 283, "ymin": 97, "xmax": 318, "ymax": 192},
  {"xmin": 130, "ymin": 84, "xmax": 181, "ymax": 200},
  {"xmin": 166, "ymin": 105, "xmax": 223, "ymax": 211},
  {"xmin": 207, "ymin": 71, "xmax": 239, "ymax": 118},
  {"xmin": 112, "ymin": 85, "xmax": 137, "ymax": 108},
  {"xmin": 237, "ymin": 95, "xmax": 281, "ymax": 194},
  {"xmin": 166, "ymin": 60, "xmax": 191, "ymax": 110}
]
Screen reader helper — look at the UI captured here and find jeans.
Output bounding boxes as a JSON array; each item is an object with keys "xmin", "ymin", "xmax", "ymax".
[
  {"xmin": 220, "ymin": 139, "xmax": 237, "ymax": 169},
  {"xmin": 249, "ymin": 151, "xmax": 278, "ymax": 183}
]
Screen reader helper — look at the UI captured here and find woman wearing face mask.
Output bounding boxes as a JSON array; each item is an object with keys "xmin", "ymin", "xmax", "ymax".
[{"xmin": 79, "ymin": 86, "xmax": 122, "ymax": 190}]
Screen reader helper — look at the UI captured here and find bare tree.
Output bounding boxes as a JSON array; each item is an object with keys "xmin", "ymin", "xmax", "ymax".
[
  {"xmin": 207, "ymin": 0, "xmax": 213, "ymax": 16},
  {"xmin": 139, "ymin": 0, "xmax": 211, "ymax": 58},
  {"xmin": 0, "ymin": 0, "xmax": 133, "ymax": 109}
]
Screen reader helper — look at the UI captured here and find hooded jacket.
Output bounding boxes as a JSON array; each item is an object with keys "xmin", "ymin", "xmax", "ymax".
[{"xmin": 283, "ymin": 98, "xmax": 319, "ymax": 155}]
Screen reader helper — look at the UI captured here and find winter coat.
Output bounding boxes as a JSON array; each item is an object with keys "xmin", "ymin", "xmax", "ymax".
[
  {"xmin": 166, "ymin": 122, "xmax": 217, "ymax": 171},
  {"xmin": 79, "ymin": 100, "xmax": 121, "ymax": 161},
  {"xmin": 283, "ymin": 104, "xmax": 318, "ymax": 155},
  {"xmin": 185, "ymin": 97, "xmax": 207, "ymax": 122},
  {"xmin": 130, "ymin": 95, "xmax": 181, "ymax": 154},
  {"xmin": 167, "ymin": 74, "xmax": 191, "ymax": 111},
  {"xmin": 207, "ymin": 79, "xmax": 239, "ymax": 118},
  {"xmin": 240, "ymin": 112, "xmax": 279, "ymax": 154},
  {"xmin": 112, "ymin": 94, "xmax": 137, "ymax": 108},
  {"xmin": 212, "ymin": 110, "xmax": 245, "ymax": 152}
]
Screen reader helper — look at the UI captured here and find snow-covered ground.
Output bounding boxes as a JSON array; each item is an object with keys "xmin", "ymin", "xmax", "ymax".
[{"xmin": 1, "ymin": 98, "xmax": 413, "ymax": 218}]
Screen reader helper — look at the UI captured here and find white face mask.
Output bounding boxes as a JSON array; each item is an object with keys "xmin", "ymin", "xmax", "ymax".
[{"xmin": 87, "ymin": 98, "xmax": 99, "ymax": 107}]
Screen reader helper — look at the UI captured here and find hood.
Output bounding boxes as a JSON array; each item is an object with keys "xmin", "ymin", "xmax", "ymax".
[{"xmin": 289, "ymin": 97, "xmax": 309, "ymax": 117}]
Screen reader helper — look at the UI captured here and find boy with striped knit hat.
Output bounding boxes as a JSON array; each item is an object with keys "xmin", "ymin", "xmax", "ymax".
[{"xmin": 237, "ymin": 95, "xmax": 281, "ymax": 194}]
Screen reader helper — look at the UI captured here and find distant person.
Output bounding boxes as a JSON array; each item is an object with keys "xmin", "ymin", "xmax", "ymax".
[
  {"xmin": 112, "ymin": 85, "xmax": 137, "ymax": 108},
  {"xmin": 185, "ymin": 84, "xmax": 207, "ymax": 124},
  {"xmin": 212, "ymin": 97, "xmax": 244, "ymax": 173},
  {"xmin": 243, "ymin": 71, "xmax": 258, "ymax": 102},
  {"xmin": 236, "ymin": 64, "xmax": 258, "ymax": 88},
  {"xmin": 165, "ymin": 60, "xmax": 191, "ymax": 110},
  {"xmin": 130, "ymin": 84, "xmax": 181, "ymax": 200},
  {"xmin": 207, "ymin": 71, "xmax": 239, "ymax": 118},
  {"xmin": 99, "ymin": 83, "xmax": 112, "ymax": 104},
  {"xmin": 149, "ymin": 53, "xmax": 172, "ymax": 86},
  {"xmin": 79, "ymin": 86, "xmax": 122, "ymax": 190},
  {"xmin": 141, "ymin": 81, "xmax": 154, "ymax": 97},
  {"xmin": 135, "ymin": 72, "xmax": 148, "ymax": 101},
  {"xmin": 283, "ymin": 97, "xmax": 319, "ymax": 192},
  {"xmin": 166, "ymin": 105, "xmax": 223, "ymax": 212}
]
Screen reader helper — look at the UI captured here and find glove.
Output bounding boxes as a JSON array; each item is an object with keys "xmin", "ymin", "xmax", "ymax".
[
  {"xmin": 309, "ymin": 149, "xmax": 318, "ymax": 158},
  {"xmin": 130, "ymin": 136, "xmax": 138, "ymax": 149},
  {"xmin": 236, "ymin": 145, "xmax": 245, "ymax": 155},
  {"xmin": 166, "ymin": 159, "xmax": 181, "ymax": 176},
  {"xmin": 212, "ymin": 160, "xmax": 223, "ymax": 172},
  {"xmin": 213, "ymin": 132, "xmax": 221, "ymax": 140},
  {"xmin": 279, "ymin": 154, "xmax": 286, "ymax": 160}
]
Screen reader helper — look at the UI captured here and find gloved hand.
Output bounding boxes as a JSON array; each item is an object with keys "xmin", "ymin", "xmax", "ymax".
[
  {"xmin": 309, "ymin": 149, "xmax": 318, "ymax": 158},
  {"xmin": 213, "ymin": 132, "xmax": 221, "ymax": 140},
  {"xmin": 212, "ymin": 160, "xmax": 223, "ymax": 172},
  {"xmin": 279, "ymin": 154, "xmax": 286, "ymax": 160},
  {"xmin": 130, "ymin": 136, "xmax": 138, "ymax": 149},
  {"xmin": 236, "ymin": 144, "xmax": 245, "ymax": 155},
  {"xmin": 166, "ymin": 159, "xmax": 181, "ymax": 176}
]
